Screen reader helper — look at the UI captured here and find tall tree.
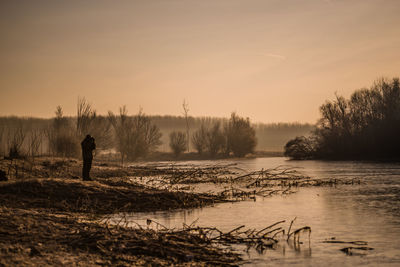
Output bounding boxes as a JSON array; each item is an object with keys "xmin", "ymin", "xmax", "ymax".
[{"xmin": 182, "ymin": 99, "xmax": 190, "ymax": 153}]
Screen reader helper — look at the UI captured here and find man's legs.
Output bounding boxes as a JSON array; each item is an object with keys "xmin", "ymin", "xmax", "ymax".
[
  {"xmin": 87, "ymin": 158, "xmax": 92, "ymax": 180},
  {"xmin": 82, "ymin": 159, "xmax": 92, "ymax": 181},
  {"xmin": 82, "ymin": 160, "xmax": 87, "ymax": 180}
]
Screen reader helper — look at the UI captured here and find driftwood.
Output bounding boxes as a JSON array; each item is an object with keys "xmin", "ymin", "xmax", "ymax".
[
  {"xmin": 323, "ymin": 238, "xmax": 374, "ymax": 256},
  {"xmin": 0, "ymin": 158, "xmax": 362, "ymax": 202},
  {"xmin": 340, "ymin": 246, "xmax": 374, "ymax": 256},
  {"xmin": 118, "ymin": 217, "xmax": 313, "ymax": 256},
  {"xmin": 127, "ymin": 164, "xmax": 363, "ymax": 200}
]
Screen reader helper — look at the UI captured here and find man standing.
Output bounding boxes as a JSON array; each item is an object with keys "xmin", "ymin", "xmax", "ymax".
[{"xmin": 81, "ymin": 134, "xmax": 96, "ymax": 181}]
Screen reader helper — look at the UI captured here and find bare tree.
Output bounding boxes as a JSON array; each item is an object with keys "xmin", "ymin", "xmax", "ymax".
[
  {"xmin": 169, "ymin": 131, "xmax": 187, "ymax": 157},
  {"xmin": 7, "ymin": 125, "xmax": 26, "ymax": 159},
  {"xmin": 192, "ymin": 123, "xmax": 208, "ymax": 155},
  {"xmin": 54, "ymin": 106, "xmax": 67, "ymax": 131},
  {"xmin": 77, "ymin": 98, "xmax": 112, "ymax": 151},
  {"xmin": 182, "ymin": 99, "xmax": 190, "ymax": 152},
  {"xmin": 77, "ymin": 97, "xmax": 96, "ymax": 138},
  {"xmin": 109, "ymin": 107, "xmax": 162, "ymax": 163},
  {"xmin": 206, "ymin": 122, "xmax": 225, "ymax": 157},
  {"xmin": 128, "ymin": 109, "xmax": 162, "ymax": 160},
  {"xmin": 307, "ymin": 77, "xmax": 400, "ymax": 159},
  {"xmin": 47, "ymin": 106, "xmax": 78, "ymax": 157},
  {"xmin": 27, "ymin": 129, "xmax": 43, "ymax": 160},
  {"xmin": 26, "ymin": 128, "xmax": 43, "ymax": 172},
  {"xmin": 108, "ymin": 106, "xmax": 130, "ymax": 165}
]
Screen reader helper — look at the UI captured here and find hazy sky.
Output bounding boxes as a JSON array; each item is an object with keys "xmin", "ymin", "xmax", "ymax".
[{"xmin": 1, "ymin": 0, "xmax": 400, "ymax": 123}]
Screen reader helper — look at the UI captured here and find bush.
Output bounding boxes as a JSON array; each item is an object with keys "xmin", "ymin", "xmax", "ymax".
[
  {"xmin": 192, "ymin": 124, "xmax": 208, "ymax": 155},
  {"xmin": 169, "ymin": 131, "xmax": 187, "ymax": 157},
  {"xmin": 225, "ymin": 113, "xmax": 257, "ymax": 157},
  {"xmin": 284, "ymin": 136, "xmax": 314, "ymax": 160},
  {"xmin": 206, "ymin": 122, "xmax": 225, "ymax": 156}
]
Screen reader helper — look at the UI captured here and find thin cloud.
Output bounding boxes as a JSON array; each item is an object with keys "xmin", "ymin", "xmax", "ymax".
[{"xmin": 260, "ymin": 53, "xmax": 287, "ymax": 60}]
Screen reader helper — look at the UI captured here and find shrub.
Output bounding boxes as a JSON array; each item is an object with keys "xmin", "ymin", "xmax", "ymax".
[
  {"xmin": 169, "ymin": 131, "xmax": 187, "ymax": 157},
  {"xmin": 284, "ymin": 136, "xmax": 315, "ymax": 160},
  {"xmin": 225, "ymin": 113, "xmax": 257, "ymax": 157},
  {"xmin": 206, "ymin": 122, "xmax": 225, "ymax": 156}
]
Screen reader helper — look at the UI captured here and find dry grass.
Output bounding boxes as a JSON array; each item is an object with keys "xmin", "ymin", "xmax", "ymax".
[
  {"xmin": 0, "ymin": 207, "xmax": 240, "ymax": 266},
  {"xmin": 0, "ymin": 177, "xmax": 223, "ymax": 214},
  {"xmin": 0, "ymin": 158, "xmax": 240, "ymax": 266}
]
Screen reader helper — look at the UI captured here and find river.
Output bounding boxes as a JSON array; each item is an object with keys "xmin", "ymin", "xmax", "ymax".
[{"xmin": 124, "ymin": 157, "xmax": 400, "ymax": 266}]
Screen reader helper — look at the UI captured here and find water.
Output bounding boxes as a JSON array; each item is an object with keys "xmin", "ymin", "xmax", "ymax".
[{"xmin": 123, "ymin": 157, "xmax": 400, "ymax": 266}]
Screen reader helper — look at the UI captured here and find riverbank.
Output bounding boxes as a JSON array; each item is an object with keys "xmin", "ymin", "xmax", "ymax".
[
  {"xmin": 0, "ymin": 207, "xmax": 240, "ymax": 266},
  {"xmin": 97, "ymin": 150, "xmax": 284, "ymax": 162},
  {"xmin": 0, "ymin": 158, "xmax": 241, "ymax": 266},
  {"xmin": 0, "ymin": 156, "xmax": 370, "ymax": 266},
  {"xmin": 0, "ymin": 178, "xmax": 222, "ymax": 214}
]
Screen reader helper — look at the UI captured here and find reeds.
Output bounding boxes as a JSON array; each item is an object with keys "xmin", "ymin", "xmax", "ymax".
[{"xmin": 117, "ymin": 217, "xmax": 313, "ymax": 255}]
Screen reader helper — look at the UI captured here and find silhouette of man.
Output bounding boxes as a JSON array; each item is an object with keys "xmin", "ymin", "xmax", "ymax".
[{"xmin": 81, "ymin": 134, "xmax": 96, "ymax": 181}]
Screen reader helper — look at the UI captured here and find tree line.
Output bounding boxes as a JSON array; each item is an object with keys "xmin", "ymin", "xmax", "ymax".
[
  {"xmin": 285, "ymin": 77, "xmax": 400, "ymax": 160},
  {"xmin": 0, "ymin": 98, "xmax": 257, "ymax": 162},
  {"xmin": 169, "ymin": 112, "xmax": 257, "ymax": 158}
]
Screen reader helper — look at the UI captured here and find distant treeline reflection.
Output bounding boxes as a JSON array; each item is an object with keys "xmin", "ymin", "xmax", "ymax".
[{"xmin": 285, "ymin": 77, "xmax": 400, "ymax": 160}]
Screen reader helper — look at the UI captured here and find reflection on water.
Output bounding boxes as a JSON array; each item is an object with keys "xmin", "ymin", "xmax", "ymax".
[{"xmin": 123, "ymin": 157, "xmax": 400, "ymax": 266}]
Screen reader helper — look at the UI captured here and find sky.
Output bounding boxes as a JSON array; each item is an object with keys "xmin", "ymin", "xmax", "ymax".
[{"xmin": 1, "ymin": 0, "xmax": 400, "ymax": 123}]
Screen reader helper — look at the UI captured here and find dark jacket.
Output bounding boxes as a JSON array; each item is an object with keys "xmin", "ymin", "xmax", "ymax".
[{"xmin": 81, "ymin": 136, "xmax": 96, "ymax": 160}]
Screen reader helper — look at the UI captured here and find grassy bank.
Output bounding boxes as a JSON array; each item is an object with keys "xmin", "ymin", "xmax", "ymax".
[{"xmin": 0, "ymin": 178, "xmax": 221, "ymax": 214}]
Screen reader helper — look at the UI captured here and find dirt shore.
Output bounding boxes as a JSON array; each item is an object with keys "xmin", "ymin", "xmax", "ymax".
[{"xmin": 0, "ymin": 158, "xmax": 240, "ymax": 266}]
